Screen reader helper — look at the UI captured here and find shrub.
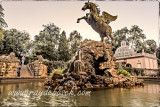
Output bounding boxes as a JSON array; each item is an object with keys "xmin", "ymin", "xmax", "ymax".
[
  {"xmin": 50, "ymin": 69, "xmax": 64, "ymax": 78},
  {"xmin": 43, "ymin": 61, "xmax": 67, "ymax": 75},
  {"xmin": 0, "ymin": 72, "xmax": 3, "ymax": 76},
  {"xmin": 141, "ymin": 70, "xmax": 145, "ymax": 76},
  {"xmin": 124, "ymin": 67, "xmax": 144, "ymax": 76},
  {"xmin": 118, "ymin": 69, "xmax": 131, "ymax": 77},
  {"xmin": 118, "ymin": 63, "xmax": 131, "ymax": 77}
]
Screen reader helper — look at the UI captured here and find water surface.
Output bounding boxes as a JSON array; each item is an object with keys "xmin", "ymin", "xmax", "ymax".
[{"xmin": 0, "ymin": 81, "xmax": 160, "ymax": 106}]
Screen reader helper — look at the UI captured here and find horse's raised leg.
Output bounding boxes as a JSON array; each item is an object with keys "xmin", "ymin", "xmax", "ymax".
[
  {"xmin": 86, "ymin": 13, "xmax": 91, "ymax": 17},
  {"xmin": 77, "ymin": 16, "xmax": 87, "ymax": 23},
  {"xmin": 100, "ymin": 34, "xmax": 105, "ymax": 42},
  {"xmin": 101, "ymin": 37, "xmax": 104, "ymax": 42}
]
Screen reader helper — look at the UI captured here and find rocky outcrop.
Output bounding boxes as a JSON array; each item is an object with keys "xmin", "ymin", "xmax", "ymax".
[
  {"xmin": 0, "ymin": 52, "xmax": 20, "ymax": 76},
  {"xmin": 28, "ymin": 55, "xmax": 48, "ymax": 77},
  {"xmin": 0, "ymin": 52, "xmax": 20, "ymax": 63},
  {"xmin": 64, "ymin": 41, "xmax": 118, "ymax": 76},
  {"xmin": 45, "ymin": 41, "xmax": 143, "ymax": 91}
]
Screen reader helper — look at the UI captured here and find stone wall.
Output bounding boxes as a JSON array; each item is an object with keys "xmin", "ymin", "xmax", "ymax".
[
  {"xmin": 28, "ymin": 55, "xmax": 48, "ymax": 77},
  {"xmin": 144, "ymin": 69, "xmax": 160, "ymax": 76},
  {"xmin": 0, "ymin": 52, "xmax": 20, "ymax": 77}
]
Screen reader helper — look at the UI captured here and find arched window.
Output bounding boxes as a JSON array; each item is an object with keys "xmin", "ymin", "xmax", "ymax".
[{"xmin": 125, "ymin": 63, "xmax": 132, "ymax": 68}]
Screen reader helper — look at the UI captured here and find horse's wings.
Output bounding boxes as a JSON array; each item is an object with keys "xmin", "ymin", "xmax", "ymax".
[{"xmin": 100, "ymin": 11, "xmax": 117, "ymax": 24}]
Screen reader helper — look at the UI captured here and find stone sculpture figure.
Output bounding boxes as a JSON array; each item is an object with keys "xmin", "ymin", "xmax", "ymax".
[{"xmin": 77, "ymin": 1, "xmax": 117, "ymax": 43}]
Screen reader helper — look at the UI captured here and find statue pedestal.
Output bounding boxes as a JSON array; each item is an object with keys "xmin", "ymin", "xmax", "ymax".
[{"xmin": 45, "ymin": 40, "xmax": 144, "ymax": 91}]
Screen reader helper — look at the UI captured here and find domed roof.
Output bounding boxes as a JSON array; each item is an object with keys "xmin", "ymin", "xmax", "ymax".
[{"xmin": 114, "ymin": 41, "xmax": 136, "ymax": 58}]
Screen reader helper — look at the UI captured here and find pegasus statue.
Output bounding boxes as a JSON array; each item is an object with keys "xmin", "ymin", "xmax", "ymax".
[{"xmin": 77, "ymin": 1, "xmax": 117, "ymax": 44}]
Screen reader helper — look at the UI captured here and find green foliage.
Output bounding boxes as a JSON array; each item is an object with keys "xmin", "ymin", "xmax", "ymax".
[
  {"xmin": 34, "ymin": 23, "xmax": 60, "ymax": 61},
  {"xmin": 0, "ymin": 4, "xmax": 7, "ymax": 28},
  {"xmin": 58, "ymin": 31, "xmax": 71, "ymax": 61},
  {"xmin": 141, "ymin": 70, "xmax": 145, "ymax": 76},
  {"xmin": 0, "ymin": 72, "xmax": 3, "ymax": 76},
  {"xmin": 0, "ymin": 29, "xmax": 31, "ymax": 57},
  {"xmin": 124, "ymin": 67, "xmax": 144, "ymax": 76},
  {"xmin": 143, "ymin": 40, "xmax": 157, "ymax": 54},
  {"xmin": 112, "ymin": 27, "xmax": 129, "ymax": 53},
  {"xmin": 118, "ymin": 63, "xmax": 131, "ymax": 77},
  {"xmin": 133, "ymin": 68, "xmax": 143, "ymax": 76},
  {"xmin": 69, "ymin": 30, "xmax": 82, "ymax": 57},
  {"xmin": 50, "ymin": 69, "xmax": 63, "ymax": 77},
  {"xmin": 0, "ymin": 28, "xmax": 4, "ymax": 39},
  {"xmin": 127, "ymin": 25, "xmax": 146, "ymax": 53},
  {"xmin": 0, "ymin": 28, "xmax": 4, "ymax": 51},
  {"xmin": 24, "ymin": 56, "xmax": 31, "ymax": 65},
  {"xmin": 118, "ymin": 69, "xmax": 131, "ymax": 77},
  {"xmin": 34, "ymin": 23, "xmax": 81, "ymax": 62},
  {"xmin": 156, "ymin": 47, "xmax": 160, "ymax": 59},
  {"xmin": 113, "ymin": 25, "xmax": 157, "ymax": 54},
  {"xmin": 0, "ymin": 21, "xmax": 83, "ymax": 66},
  {"xmin": 43, "ymin": 61, "xmax": 67, "ymax": 75}
]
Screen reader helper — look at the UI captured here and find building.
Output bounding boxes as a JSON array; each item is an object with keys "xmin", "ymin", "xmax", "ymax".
[{"xmin": 114, "ymin": 41, "xmax": 159, "ymax": 76}]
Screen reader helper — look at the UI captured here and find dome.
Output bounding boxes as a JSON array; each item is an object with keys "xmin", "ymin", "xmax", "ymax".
[{"xmin": 114, "ymin": 41, "xmax": 136, "ymax": 58}]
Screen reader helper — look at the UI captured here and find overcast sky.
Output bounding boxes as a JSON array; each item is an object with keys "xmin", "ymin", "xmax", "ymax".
[{"xmin": 1, "ymin": 0, "xmax": 159, "ymax": 45}]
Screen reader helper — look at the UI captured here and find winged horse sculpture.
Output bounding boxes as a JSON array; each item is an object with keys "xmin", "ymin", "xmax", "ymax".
[{"xmin": 77, "ymin": 1, "xmax": 117, "ymax": 44}]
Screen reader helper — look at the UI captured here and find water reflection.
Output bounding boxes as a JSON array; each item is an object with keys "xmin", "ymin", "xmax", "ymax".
[{"xmin": 0, "ymin": 81, "xmax": 160, "ymax": 106}]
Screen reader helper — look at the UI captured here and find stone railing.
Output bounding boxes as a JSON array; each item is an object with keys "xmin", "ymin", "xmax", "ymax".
[
  {"xmin": 144, "ymin": 69, "xmax": 160, "ymax": 76},
  {"xmin": 27, "ymin": 64, "xmax": 34, "ymax": 76}
]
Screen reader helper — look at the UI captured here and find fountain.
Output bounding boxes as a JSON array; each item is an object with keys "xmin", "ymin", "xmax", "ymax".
[
  {"xmin": 45, "ymin": 40, "xmax": 143, "ymax": 90},
  {"xmin": 44, "ymin": 1, "xmax": 143, "ymax": 91}
]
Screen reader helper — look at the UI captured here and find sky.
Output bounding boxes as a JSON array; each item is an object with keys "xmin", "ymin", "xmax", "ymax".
[{"xmin": 1, "ymin": 0, "xmax": 159, "ymax": 45}]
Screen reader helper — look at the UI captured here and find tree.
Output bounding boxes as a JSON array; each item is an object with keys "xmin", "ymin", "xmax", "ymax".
[
  {"xmin": 156, "ymin": 47, "xmax": 160, "ymax": 67},
  {"xmin": 0, "ymin": 28, "xmax": 4, "ymax": 51},
  {"xmin": 1, "ymin": 29, "xmax": 31, "ymax": 57},
  {"xmin": 156, "ymin": 47, "xmax": 160, "ymax": 58},
  {"xmin": 112, "ymin": 27, "xmax": 129, "ymax": 53},
  {"xmin": 0, "ymin": 4, "xmax": 7, "ymax": 51},
  {"xmin": 127, "ymin": 25, "xmax": 146, "ymax": 53},
  {"xmin": 34, "ymin": 23, "xmax": 60, "ymax": 61},
  {"xmin": 143, "ymin": 40, "xmax": 157, "ymax": 54},
  {"xmin": 0, "ymin": 4, "xmax": 7, "ymax": 28},
  {"xmin": 68, "ymin": 30, "xmax": 82, "ymax": 57},
  {"xmin": 113, "ymin": 25, "xmax": 149, "ymax": 53},
  {"xmin": 58, "ymin": 31, "xmax": 71, "ymax": 61}
]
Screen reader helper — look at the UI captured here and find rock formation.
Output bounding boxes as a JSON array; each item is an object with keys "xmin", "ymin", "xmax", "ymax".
[
  {"xmin": 45, "ymin": 41, "xmax": 143, "ymax": 91},
  {"xmin": 0, "ymin": 52, "xmax": 20, "ymax": 76},
  {"xmin": 28, "ymin": 55, "xmax": 48, "ymax": 77}
]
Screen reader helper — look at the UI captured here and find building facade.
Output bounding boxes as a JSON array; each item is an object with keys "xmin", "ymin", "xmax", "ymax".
[{"xmin": 114, "ymin": 41, "xmax": 159, "ymax": 76}]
